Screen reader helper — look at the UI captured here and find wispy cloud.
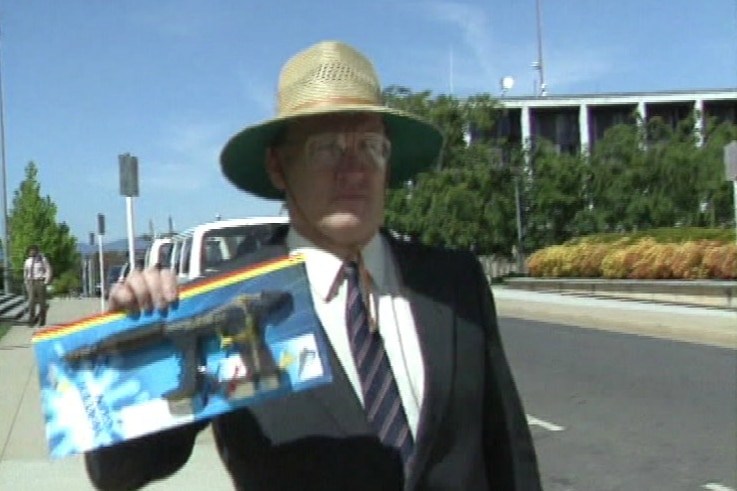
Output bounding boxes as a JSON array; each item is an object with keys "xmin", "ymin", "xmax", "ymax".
[
  {"xmin": 147, "ymin": 120, "xmax": 227, "ymax": 192},
  {"xmin": 544, "ymin": 46, "xmax": 625, "ymax": 93},
  {"xmin": 419, "ymin": 1, "xmax": 498, "ymax": 93},
  {"xmin": 233, "ymin": 68, "xmax": 277, "ymax": 121},
  {"xmin": 415, "ymin": 0, "xmax": 626, "ymax": 96},
  {"xmin": 127, "ymin": 1, "xmax": 217, "ymax": 38}
]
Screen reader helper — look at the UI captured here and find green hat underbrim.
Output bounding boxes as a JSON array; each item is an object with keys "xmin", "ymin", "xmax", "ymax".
[{"xmin": 220, "ymin": 105, "xmax": 444, "ymax": 200}]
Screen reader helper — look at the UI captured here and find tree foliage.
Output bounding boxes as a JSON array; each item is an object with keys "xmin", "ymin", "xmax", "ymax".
[
  {"xmin": 8, "ymin": 162, "xmax": 79, "ymax": 292},
  {"xmin": 381, "ymin": 86, "xmax": 737, "ymax": 257}
]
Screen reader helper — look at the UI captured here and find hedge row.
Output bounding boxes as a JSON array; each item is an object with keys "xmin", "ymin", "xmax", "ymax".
[
  {"xmin": 527, "ymin": 238, "xmax": 737, "ymax": 279},
  {"xmin": 563, "ymin": 227, "xmax": 736, "ymax": 246}
]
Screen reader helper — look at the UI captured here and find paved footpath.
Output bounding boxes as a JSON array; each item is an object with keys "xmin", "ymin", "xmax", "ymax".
[
  {"xmin": 0, "ymin": 298, "xmax": 233, "ymax": 491},
  {"xmin": 492, "ymin": 287, "xmax": 737, "ymax": 349},
  {"xmin": 0, "ymin": 291, "xmax": 734, "ymax": 490}
]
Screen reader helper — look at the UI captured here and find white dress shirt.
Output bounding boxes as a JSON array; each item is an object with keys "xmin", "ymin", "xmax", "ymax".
[
  {"xmin": 286, "ymin": 229, "xmax": 425, "ymax": 437},
  {"xmin": 24, "ymin": 254, "xmax": 51, "ymax": 283}
]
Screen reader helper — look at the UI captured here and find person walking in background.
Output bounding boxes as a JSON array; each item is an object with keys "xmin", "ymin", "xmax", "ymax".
[{"xmin": 23, "ymin": 244, "xmax": 52, "ymax": 326}]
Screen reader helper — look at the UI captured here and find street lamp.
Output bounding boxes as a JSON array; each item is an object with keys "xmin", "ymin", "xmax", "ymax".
[
  {"xmin": 0, "ymin": 22, "xmax": 9, "ymax": 292},
  {"xmin": 499, "ymin": 77, "xmax": 526, "ymax": 274},
  {"xmin": 533, "ymin": 0, "xmax": 548, "ymax": 97}
]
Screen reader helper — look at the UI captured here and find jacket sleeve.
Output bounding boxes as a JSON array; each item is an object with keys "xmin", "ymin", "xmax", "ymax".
[
  {"xmin": 84, "ymin": 420, "xmax": 207, "ymax": 491},
  {"xmin": 471, "ymin": 255, "xmax": 542, "ymax": 490}
]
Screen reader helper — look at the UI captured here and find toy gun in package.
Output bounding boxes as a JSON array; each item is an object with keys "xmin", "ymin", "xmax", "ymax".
[{"xmin": 63, "ymin": 291, "xmax": 293, "ymax": 404}]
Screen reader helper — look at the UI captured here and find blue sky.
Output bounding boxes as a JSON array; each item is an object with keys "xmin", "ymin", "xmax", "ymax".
[{"xmin": 1, "ymin": 0, "xmax": 735, "ymax": 243}]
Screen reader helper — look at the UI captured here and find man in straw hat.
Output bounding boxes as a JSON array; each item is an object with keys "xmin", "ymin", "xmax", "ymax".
[{"xmin": 84, "ymin": 40, "xmax": 541, "ymax": 490}]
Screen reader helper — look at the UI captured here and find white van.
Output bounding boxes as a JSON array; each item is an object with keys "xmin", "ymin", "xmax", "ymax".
[
  {"xmin": 166, "ymin": 216, "xmax": 289, "ymax": 283},
  {"xmin": 144, "ymin": 237, "xmax": 173, "ymax": 269}
]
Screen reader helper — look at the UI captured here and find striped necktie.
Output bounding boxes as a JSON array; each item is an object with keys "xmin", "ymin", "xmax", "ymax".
[{"xmin": 344, "ymin": 261, "xmax": 414, "ymax": 464}]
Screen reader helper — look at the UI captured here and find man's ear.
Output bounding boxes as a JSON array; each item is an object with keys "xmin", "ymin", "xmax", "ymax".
[{"xmin": 266, "ymin": 148, "xmax": 287, "ymax": 191}]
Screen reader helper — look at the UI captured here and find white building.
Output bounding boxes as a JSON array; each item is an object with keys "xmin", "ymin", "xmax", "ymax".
[{"xmin": 489, "ymin": 88, "xmax": 737, "ymax": 153}]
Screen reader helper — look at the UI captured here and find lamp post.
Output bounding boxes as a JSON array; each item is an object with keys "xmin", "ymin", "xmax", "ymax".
[
  {"xmin": 119, "ymin": 153, "xmax": 139, "ymax": 268},
  {"xmin": 499, "ymin": 76, "xmax": 526, "ymax": 274},
  {"xmin": 0, "ymin": 21, "xmax": 9, "ymax": 293},
  {"xmin": 97, "ymin": 214, "xmax": 106, "ymax": 312},
  {"xmin": 533, "ymin": 0, "xmax": 547, "ymax": 97},
  {"xmin": 724, "ymin": 141, "xmax": 737, "ymax": 243}
]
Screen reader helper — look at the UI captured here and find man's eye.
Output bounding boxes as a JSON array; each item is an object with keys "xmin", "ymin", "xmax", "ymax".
[
  {"xmin": 361, "ymin": 135, "xmax": 390, "ymax": 158},
  {"xmin": 311, "ymin": 136, "xmax": 341, "ymax": 153}
]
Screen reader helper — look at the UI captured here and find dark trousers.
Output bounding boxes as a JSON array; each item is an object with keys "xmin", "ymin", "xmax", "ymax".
[{"xmin": 27, "ymin": 279, "xmax": 48, "ymax": 325}]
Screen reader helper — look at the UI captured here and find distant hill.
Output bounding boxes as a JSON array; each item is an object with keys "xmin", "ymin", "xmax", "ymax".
[{"xmin": 77, "ymin": 236, "xmax": 152, "ymax": 256}]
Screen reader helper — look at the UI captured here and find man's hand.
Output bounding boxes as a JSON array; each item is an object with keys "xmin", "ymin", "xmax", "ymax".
[{"xmin": 108, "ymin": 267, "xmax": 179, "ymax": 313}]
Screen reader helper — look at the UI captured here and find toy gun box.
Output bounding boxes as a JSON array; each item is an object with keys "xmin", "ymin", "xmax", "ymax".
[{"xmin": 31, "ymin": 254, "xmax": 333, "ymax": 458}]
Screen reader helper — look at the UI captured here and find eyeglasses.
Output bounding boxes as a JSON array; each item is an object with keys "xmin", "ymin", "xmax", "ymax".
[{"xmin": 295, "ymin": 131, "xmax": 391, "ymax": 171}]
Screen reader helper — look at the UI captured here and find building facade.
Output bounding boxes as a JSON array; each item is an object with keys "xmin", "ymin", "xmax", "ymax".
[{"xmin": 493, "ymin": 88, "xmax": 737, "ymax": 154}]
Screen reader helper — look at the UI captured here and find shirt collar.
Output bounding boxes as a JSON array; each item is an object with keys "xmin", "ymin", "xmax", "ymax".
[{"xmin": 285, "ymin": 228, "xmax": 387, "ymax": 301}]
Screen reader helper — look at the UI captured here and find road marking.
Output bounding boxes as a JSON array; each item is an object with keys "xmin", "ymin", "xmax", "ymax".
[
  {"xmin": 526, "ymin": 415, "xmax": 565, "ymax": 432},
  {"xmin": 702, "ymin": 484, "xmax": 735, "ymax": 491}
]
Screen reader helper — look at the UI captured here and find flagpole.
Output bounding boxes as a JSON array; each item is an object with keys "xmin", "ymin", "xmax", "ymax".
[{"xmin": 0, "ymin": 16, "xmax": 10, "ymax": 293}]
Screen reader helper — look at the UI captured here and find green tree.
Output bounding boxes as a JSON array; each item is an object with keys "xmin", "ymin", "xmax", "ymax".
[
  {"xmin": 525, "ymin": 139, "xmax": 590, "ymax": 249},
  {"xmin": 698, "ymin": 119, "xmax": 737, "ymax": 226},
  {"xmin": 383, "ymin": 87, "xmax": 517, "ymax": 254},
  {"xmin": 587, "ymin": 115, "xmax": 730, "ymax": 232},
  {"xmin": 8, "ymin": 162, "xmax": 79, "ymax": 292}
]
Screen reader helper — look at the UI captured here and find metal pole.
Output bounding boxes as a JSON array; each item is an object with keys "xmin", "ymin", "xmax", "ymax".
[
  {"xmin": 499, "ymin": 81, "xmax": 525, "ymax": 274},
  {"xmin": 88, "ymin": 258, "xmax": 93, "ymax": 296},
  {"xmin": 0, "ymin": 20, "xmax": 10, "ymax": 293},
  {"xmin": 81, "ymin": 258, "xmax": 87, "ymax": 297},
  {"xmin": 534, "ymin": 0, "xmax": 547, "ymax": 96},
  {"xmin": 514, "ymin": 177, "xmax": 525, "ymax": 273},
  {"xmin": 98, "ymin": 234, "xmax": 105, "ymax": 312},
  {"xmin": 733, "ymin": 181, "xmax": 737, "ymax": 244},
  {"xmin": 126, "ymin": 196, "xmax": 136, "ymax": 268}
]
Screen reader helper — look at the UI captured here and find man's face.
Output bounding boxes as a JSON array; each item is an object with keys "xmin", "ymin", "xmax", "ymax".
[
  {"xmin": 267, "ymin": 112, "xmax": 389, "ymax": 255},
  {"xmin": 28, "ymin": 248, "xmax": 38, "ymax": 257}
]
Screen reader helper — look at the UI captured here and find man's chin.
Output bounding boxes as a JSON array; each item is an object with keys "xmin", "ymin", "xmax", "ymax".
[{"xmin": 320, "ymin": 213, "xmax": 378, "ymax": 240}]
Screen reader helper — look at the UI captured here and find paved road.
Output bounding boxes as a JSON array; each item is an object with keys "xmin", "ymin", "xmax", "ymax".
[
  {"xmin": 1, "ymin": 291, "xmax": 735, "ymax": 490},
  {"xmin": 501, "ymin": 316, "xmax": 737, "ymax": 491}
]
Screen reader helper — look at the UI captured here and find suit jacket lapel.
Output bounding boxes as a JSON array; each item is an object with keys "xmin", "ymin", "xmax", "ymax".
[
  {"xmin": 305, "ymin": 342, "xmax": 373, "ymax": 435},
  {"xmin": 390, "ymin": 240, "xmax": 455, "ymax": 488},
  {"xmin": 247, "ymin": 233, "xmax": 456, "ymax": 474}
]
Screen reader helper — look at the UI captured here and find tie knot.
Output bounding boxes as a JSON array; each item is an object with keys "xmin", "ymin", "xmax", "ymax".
[{"xmin": 344, "ymin": 261, "xmax": 360, "ymax": 283}]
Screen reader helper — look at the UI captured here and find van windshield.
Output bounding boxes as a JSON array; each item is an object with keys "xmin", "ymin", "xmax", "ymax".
[
  {"xmin": 201, "ymin": 223, "xmax": 280, "ymax": 269},
  {"xmin": 107, "ymin": 265, "xmax": 124, "ymax": 283}
]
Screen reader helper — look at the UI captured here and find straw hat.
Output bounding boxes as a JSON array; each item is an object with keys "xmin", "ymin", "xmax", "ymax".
[{"xmin": 220, "ymin": 40, "xmax": 444, "ymax": 200}]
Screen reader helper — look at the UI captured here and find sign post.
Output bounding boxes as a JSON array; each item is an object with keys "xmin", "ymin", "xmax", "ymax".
[
  {"xmin": 97, "ymin": 214, "xmax": 106, "ymax": 312},
  {"xmin": 119, "ymin": 153, "xmax": 140, "ymax": 270},
  {"xmin": 87, "ymin": 232, "xmax": 94, "ymax": 298},
  {"xmin": 724, "ymin": 141, "xmax": 737, "ymax": 244}
]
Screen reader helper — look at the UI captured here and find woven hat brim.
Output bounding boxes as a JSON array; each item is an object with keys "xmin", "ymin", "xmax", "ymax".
[{"xmin": 220, "ymin": 105, "xmax": 444, "ymax": 200}]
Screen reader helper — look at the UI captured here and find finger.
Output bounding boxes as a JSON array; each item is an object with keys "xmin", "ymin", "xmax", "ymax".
[
  {"xmin": 141, "ymin": 267, "xmax": 169, "ymax": 310},
  {"xmin": 126, "ymin": 269, "xmax": 154, "ymax": 312},
  {"xmin": 158, "ymin": 268, "xmax": 180, "ymax": 304},
  {"xmin": 107, "ymin": 281, "xmax": 135, "ymax": 312}
]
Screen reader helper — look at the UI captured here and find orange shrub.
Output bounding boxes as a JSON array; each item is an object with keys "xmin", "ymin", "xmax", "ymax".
[
  {"xmin": 527, "ymin": 238, "xmax": 735, "ymax": 279},
  {"xmin": 601, "ymin": 246, "xmax": 641, "ymax": 278},
  {"xmin": 669, "ymin": 241, "xmax": 708, "ymax": 279},
  {"xmin": 630, "ymin": 242, "xmax": 678, "ymax": 279},
  {"xmin": 701, "ymin": 244, "xmax": 737, "ymax": 279},
  {"xmin": 570, "ymin": 243, "xmax": 610, "ymax": 277},
  {"xmin": 527, "ymin": 245, "xmax": 576, "ymax": 277}
]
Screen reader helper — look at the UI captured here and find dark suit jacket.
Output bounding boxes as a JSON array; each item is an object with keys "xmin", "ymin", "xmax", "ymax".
[{"xmin": 85, "ymin": 232, "xmax": 541, "ymax": 491}]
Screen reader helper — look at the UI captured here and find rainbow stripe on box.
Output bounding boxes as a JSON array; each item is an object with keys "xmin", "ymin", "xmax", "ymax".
[{"xmin": 31, "ymin": 253, "xmax": 306, "ymax": 343}]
